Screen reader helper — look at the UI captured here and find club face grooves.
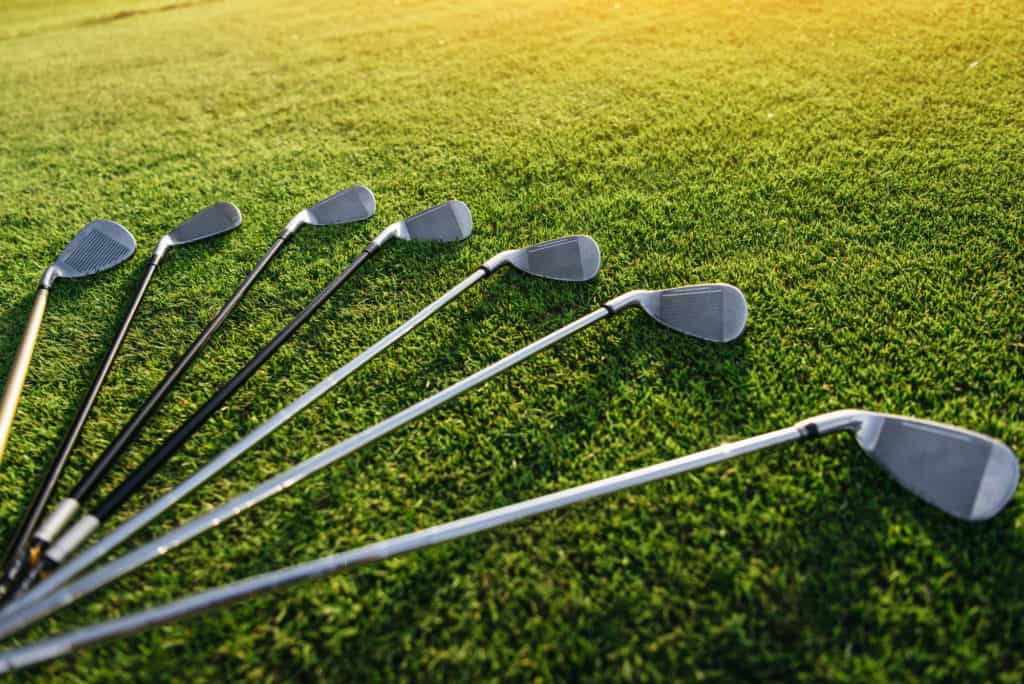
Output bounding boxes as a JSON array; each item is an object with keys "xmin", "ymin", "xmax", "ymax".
[
  {"xmin": 854, "ymin": 414, "xmax": 1020, "ymax": 521},
  {"xmin": 639, "ymin": 284, "xmax": 748, "ymax": 341},
  {"xmin": 54, "ymin": 221, "xmax": 136, "ymax": 279},
  {"xmin": 306, "ymin": 185, "xmax": 376, "ymax": 225},
  {"xmin": 500, "ymin": 235, "xmax": 601, "ymax": 282},
  {"xmin": 401, "ymin": 200, "xmax": 473, "ymax": 242},
  {"xmin": 525, "ymin": 235, "xmax": 600, "ymax": 281}
]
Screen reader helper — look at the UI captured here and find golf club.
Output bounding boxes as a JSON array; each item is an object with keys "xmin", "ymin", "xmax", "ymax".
[
  {"xmin": 0, "ymin": 220, "xmax": 136, "ymax": 464},
  {"xmin": 17, "ymin": 186, "xmax": 375, "ymax": 584},
  {"xmin": 4, "ymin": 236, "xmax": 601, "ymax": 614},
  {"xmin": 0, "ymin": 409, "xmax": 1013, "ymax": 672},
  {"xmin": 0, "ymin": 283, "xmax": 747, "ymax": 638},
  {"xmin": 0, "ymin": 203, "xmax": 242, "ymax": 601},
  {"xmin": 13, "ymin": 200, "xmax": 471, "ymax": 597}
]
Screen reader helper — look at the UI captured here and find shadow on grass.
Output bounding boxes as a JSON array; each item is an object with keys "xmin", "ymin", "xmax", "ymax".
[
  {"xmin": 0, "ymin": 264, "xmax": 150, "ymax": 507},
  {"xmin": 786, "ymin": 456, "xmax": 1022, "ymax": 655},
  {"xmin": 238, "ymin": 290, "xmax": 752, "ymax": 573},
  {"xmin": 0, "ymin": 227, "xmax": 240, "ymax": 534}
]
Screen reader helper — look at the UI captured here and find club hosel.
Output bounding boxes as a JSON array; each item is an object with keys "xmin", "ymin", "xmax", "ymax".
[
  {"xmin": 38, "ymin": 265, "xmax": 60, "ymax": 289},
  {"xmin": 32, "ymin": 498, "xmax": 81, "ymax": 545},
  {"xmin": 280, "ymin": 210, "xmax": 311, "ymax": 238},
  {"xmin": 794, "ymin": 409, "xmax": 868, "ymax": 438},
  {"xmin": 480, "ymin": 249, "xmax": 517, "ymax": 275},
  {"xmin": 602, "ymin": 289, "xmax": 651, "ymax": 314},
  {"xmin": 369, "ymin": 221, "xmax": 404, "ymax": 248},
  {"xmin": 45, "ymin": 515, "xmax": 100, "ymax": 565},
  {"xmin": 150, "ymin": 234, "xmax": 175, "ymax": 263}
]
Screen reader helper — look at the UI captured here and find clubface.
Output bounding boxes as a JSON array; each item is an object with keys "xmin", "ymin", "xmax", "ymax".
[
  {"xmin": 854, "ymin": 412, "xmax": 1020, "ymax": 521},
  {"xmin": 305, "ymin": 185, "xmax": 377, "ymax": 226},
  {"xmin": 166, "ymin": 203, "xmax": 242, "ymax": 247},
  {"xmin": 50, "ymin": 220, "xmax": 136, "ymax": 281},
  {"xmin": 399, "ymin": 201, "xmax": 473, "ymax": 242},
  {"xmin": 500, "ymin": 235, "xmax": 602, "ymax": 282},
  {"xmin": 638, "ymin": 284, "xmax": 747, "ymax": 342}
]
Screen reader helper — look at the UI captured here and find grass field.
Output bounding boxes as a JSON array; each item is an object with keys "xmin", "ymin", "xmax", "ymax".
[{"xmin": 0, "ymin": 0, "xmax": 1022, "ymax": 680}]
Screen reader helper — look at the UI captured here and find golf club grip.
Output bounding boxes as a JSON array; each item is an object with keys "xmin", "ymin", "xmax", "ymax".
[
  {"xmin": 0, "ymin": 261, "xmax": 158, "ymax": 590},
  {"xmin": 68, "ymin": 236, "xmax": 289, "ymax": 504},
  {"xmin": 92, "ymin": 244, "xmax": 379, "ymax": 521},
  {"xmin": 0, "ymin": 287, "xmax": 49, "ymax": 463}
]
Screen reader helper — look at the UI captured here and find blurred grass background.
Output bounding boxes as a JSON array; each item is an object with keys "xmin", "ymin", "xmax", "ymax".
[{"xmin": 0, "ymin": 0, "xmax": 1021, "ymax": 680}]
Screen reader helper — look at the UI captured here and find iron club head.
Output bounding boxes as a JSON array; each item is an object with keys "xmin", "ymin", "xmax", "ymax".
[
  {"xmin": 605, "ymin": 284, "xmax": 748, "ymax": 342},
  {"xmin": 482, "ymin": 235, "xmax": 602, "ymax": 281},
  {"xmin": 154, "ymin": 202, "xmax": 242, "ymax": 259},
  {"xmin": 800, "ymin": 410, "xmax": 1020, "ymax": 521},
  {"xmin": 284, "ymin": 185, "xmax": 377, "ymax": 235},
  {"xmin": 40, "ymin": 220, "xmax": 136, "ymax": 288},
  {"xmin": 396, "ymin": 200, "xmax": 473, "ymax": 242}
]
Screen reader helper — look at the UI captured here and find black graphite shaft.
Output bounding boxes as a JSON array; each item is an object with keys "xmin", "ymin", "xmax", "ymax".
[
  {"xmin": 0, "ymin": 259, "xmax": 159, "ymax": 595},
  {"xmin": 93, "ymin": 243, "xmax": 379, "ymax": 521},
  {"xmin": 70, "ymin": 236, "xmax": 289, "ymax": 504}
]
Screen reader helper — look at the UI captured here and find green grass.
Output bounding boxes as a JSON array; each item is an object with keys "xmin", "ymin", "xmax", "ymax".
[{"xmin": 0, "ymin": 0, "xmax": 1022, "ymax": 680}]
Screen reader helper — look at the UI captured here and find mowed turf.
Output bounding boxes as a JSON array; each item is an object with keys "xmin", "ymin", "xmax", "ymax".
[{"xmin": 0, "ymin": 0, "xmax": 1022, "ymax": 680}]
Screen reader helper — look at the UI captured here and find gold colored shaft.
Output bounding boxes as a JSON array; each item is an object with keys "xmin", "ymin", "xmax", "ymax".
[{"xmin": 0, "ymin": 287, "xmax": 49, "ymax": 463}]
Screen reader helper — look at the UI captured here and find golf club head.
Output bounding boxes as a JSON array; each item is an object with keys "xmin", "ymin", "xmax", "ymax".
[
  {"xmin": 286, "ymin": 186, "xmax": 376, "ymax": 234},
  {"xmin": 606, "ymin": 284, "xmax": 747, "ymax": 341},
  {"xmin": 858, "ymin": 412, "xmax": 1019, "ymax": 521},
  {"xmin": 41, "ymin": 220, "xmax": 136, "ymax": 288},
  {"xmin": 482, "ymin": 235, "xmax": 602, "ymax": 281},
  {"xmin": 395, "ymin": 201, "xmax": 473, "ymax": 243},
  {"xmin": 164, "ymin": 202, "xmax": 242, "ymax": 249},
  {"xmin": 800, "ymin": 410, "xmax": 1020, "ymax": 521}
]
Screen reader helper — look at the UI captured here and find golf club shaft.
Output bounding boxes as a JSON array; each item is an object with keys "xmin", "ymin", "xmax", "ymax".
[
  {"xmin": 35, "ymin": 241, "xmax": 385, "ymax": 577},
  {"xmin": 0, "ymin": 424, "xmax": 805, "ymax": 672},
  {"xmin": 28, "ymin": 236, "xmax": 290, "ymax": 552},
  {"xmin": 0, "ymin": 259, "xmax": 159, "ymax": 599},
  {"xmin": 0, "ymin": 306, "xmax": 610, "ymax": 639},
  {"xmin": 0, "ymin": 288, "xmax": 49, "ymax": 464},
  {"xmin": 5, "ymin": 268, "xmax": 488, "ymax": 613}
]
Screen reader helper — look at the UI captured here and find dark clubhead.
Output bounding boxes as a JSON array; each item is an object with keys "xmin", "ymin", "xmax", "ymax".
[
  {"xmin": 166, "ymin": 202, "xmax": 242, "ymax": 248},
  {"xmin": 483, "ymin": 235, "xmax": 602, "ymax": 282},
  {"xmin": 41, "ymin": 220, "xmax": 136, "ymax": 288}
]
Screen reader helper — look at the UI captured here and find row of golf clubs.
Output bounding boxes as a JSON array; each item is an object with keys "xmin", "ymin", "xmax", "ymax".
[{"xmin": 0, "ymin": 185, "xmax": 1018, "ymax": 672}]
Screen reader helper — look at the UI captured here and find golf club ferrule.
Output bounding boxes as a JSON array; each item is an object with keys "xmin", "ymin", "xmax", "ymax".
[
  {"xmin": 795, "ymin": 410, "xmax": 865, "ymax": 437},
  {"xmin": 46, "ymin": 514, "xmax": 100, "ymax": 565},
  {"xmin": 32, "ymin": 498, "xmax": 80, "ymax": 544}
]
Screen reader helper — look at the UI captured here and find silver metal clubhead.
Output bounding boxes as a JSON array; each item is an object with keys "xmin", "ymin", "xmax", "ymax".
[
  {"xmin": 167, "ymin": 202, "xmax": 242, "ymax": 247},
  {"xmin": 304, "ymin": 185, "xmax": 377, "ymax": 226},
  {"xmin": 483, "ymin": 235, "xmax": 602, "ymax": 281},
  {"xmin": 397, "ymin": 201, "xmax": 473, "ymax": 242},
  {"xmin": 607, "ymin": 284, "xmax": 747, "ymax": 341},
  {"xmin": 851, "ymin": 412, "xmax": 1019, "ymax": 522},
  {"xmin": 40, "ymin": 220, "xmax": 136, "ymax": 288},
  {"xmin": 154, "ymin": 203, "xmax": 242, "ymax": 259}
]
